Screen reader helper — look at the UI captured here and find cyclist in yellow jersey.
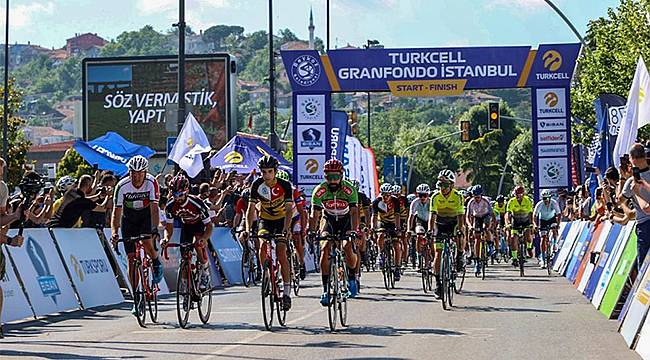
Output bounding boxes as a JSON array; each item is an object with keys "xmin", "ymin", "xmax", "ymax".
[
  {"xmin": 493, "ymin": 195, "xmax": 508, "ymax": 256},
  {"xmin": 428, "ymin": 169, "xmax": 464, "ymax": 298},
  {"xmin": 505, "ymin": 186, "xmax": 534, "ymax": 267}
]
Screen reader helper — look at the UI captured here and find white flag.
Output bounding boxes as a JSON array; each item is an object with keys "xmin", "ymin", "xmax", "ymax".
[
  {"xmin": 168, "ymin": 113, "xmax": 212, "ymax": 177},
  {"xmin": 614, "ymin": 56, "xmax": 650, "ymax": 166}
]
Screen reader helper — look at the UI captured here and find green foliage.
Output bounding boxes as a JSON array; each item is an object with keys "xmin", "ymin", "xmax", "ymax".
[
  {"xmin": 458, "ymin": 102, "xmax": 519, "ymax": 161},
  {"xmin": 56, "ymin": 148, "xmax": 93, "ymax": 181},
  {"xmin": 101, "ymin": 25, "xmax": 174, "ymax": 57},
  {"xmin": 0, "ymin": 80, "xmax": 31, "ymax": 189},
  {"xmin": 571, "ymin": 0, "xmax": 650, "ymax": 143},
  {"xmin": 506, "ymin": 128, "xmax": 533, "ymax": 192},
  {"xmin": 454, "ymin": 130, "xmax": 506, "ymax": 196},
  {"xmin": 203, "ymin": 25, "xmax": 245, "ymax": 50}
]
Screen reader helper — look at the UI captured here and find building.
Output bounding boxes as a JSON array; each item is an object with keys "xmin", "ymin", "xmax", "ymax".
[
  {"xmin": 5, "ymin": 42, "xmax": 51, "ymax": 67},
  {"xmin": 308, "ymin": 8, "xmax": 315, "ymax": 50},
  {"xmin": 66, "ymin": 33, "xmax": 108, "ymax": 57},
  {"xmin": 23, "ymin": 126, "xmax": 75, "ymax": 146},
  {"xmin": 27, "ymin": 140, "xmax": 76, "ymax": 179}
]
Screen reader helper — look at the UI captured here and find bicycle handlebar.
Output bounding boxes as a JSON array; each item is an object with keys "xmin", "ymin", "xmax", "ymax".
[
  {"xmin": 113, "ymin": 235, "xmax": 154, "ymax": 255},
  {"xmin": 162, "ymin": 241, "xmax": 207, "ymax": 263}
]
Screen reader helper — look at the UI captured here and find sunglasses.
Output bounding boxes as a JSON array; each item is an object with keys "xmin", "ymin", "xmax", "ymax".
[
  {"xmin": 326, "ymin": 173, "xmax": 342, "ymax": 181},
  {"xmin": 438, "ymin": 182, "xmax": 451, "ymax": 189},
  {"xmin": 173, "ymin": 191, "xmax": 187, "ymax": 198},
  {"xmin": 418, "ymin": 193, "xmax": 428, "ymax": 198}
]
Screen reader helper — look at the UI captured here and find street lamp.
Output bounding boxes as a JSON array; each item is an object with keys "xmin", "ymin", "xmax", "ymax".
[
  {"xmin": 542, "ymin": 0, "xmax": 588, "ymax": 49},
  {"xmin": 174, "ymin": 0, "xmax": 187, "ymax": 137},
  {"xmin": 363, "ymin": 40, "xmax": 381, "ymax": 148},
  {"xmin": 2, "ymin": 0, "xmax": 9, "ymax": 172},
  {"xmin": 268, "ymin": 0, "xmax": 279, "ymax": 150}
]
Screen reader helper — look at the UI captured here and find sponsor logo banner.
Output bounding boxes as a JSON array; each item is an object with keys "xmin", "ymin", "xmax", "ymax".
[
  {"xmin": 538, "ymin": 131, "xmax": 567, "ymax": 144},
  {"xmin": 387, "ymin": 79, "xmax": 466, "ymax": 97},
  {"xmin": 297, "ymin": 154, "xmax": 326, "ymax": 184},
  {"xmin": 297, "ymin": 125, "xmax": 325, "ymax": 153},
  {"xmin": 1, "ymin": 246, "xmax": 34, "ymax": 322},
  {"xmin": 208, "ymin": 227, "xmax": 244, "ymax": 285},
  {"xmin": 538, "ymin": 157, "xmax": 569, "ymax": 188},
  {"xmin": 291, "ymin": 54, "xmax": 322, "ymax": 87},
  {"xmin": 296, "ymin": 94, "xmax": 325, "ymax": 124},
  {"xmin": 527, "ymin": 43, "xmax": 581, "ymax": 86},
  {"xmin": 538, "ymin": 118, "xmax": 567, "ymax": 131},
  {"xmin": 538, "ymin": 144, "xmax": 568, "ymax": 157},
  {"xmin": 536, "ymin": 88, "xmax": 567, "ymax": 118}
]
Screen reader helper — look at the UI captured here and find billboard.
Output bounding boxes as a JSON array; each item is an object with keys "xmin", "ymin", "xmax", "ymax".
[{"xmin": 83, "ymin": 54, "xmax": 237, "ymax": 152}]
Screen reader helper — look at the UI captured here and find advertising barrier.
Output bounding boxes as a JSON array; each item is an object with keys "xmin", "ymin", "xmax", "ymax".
[
  {"xmin": 577, "ymin": 222, "xmax": 612, "ymax": 293},
  {"xmin": 566, "ymin": 223, "xmax": 593, "ymax": 281},
  {"xmin": 6, "ymin": 229, "xmax": 79, "ymax": 316},
  {"xmin": 585, "ymin": 223, "xmax": 624, "ymax": 300},
  {"xmin": 635, "ymin": 318, "xmax": 650, "ymax": 358},
  {"xmin": 52, "ymin": 229, "xmax": 124, "ymax": 309},
  {"xmin": 553, "ymin": 221, "xmax": 584, "ymax": 272},
  {"xmin": 209, "ymin": 227, "xmax": 243, "ymax": 285},
  {"xmin": 600, "ymin": 230, "xmax": 637, "ymax": 317},
  {"xmin": 1, "ymin": 246, "xmax": 34, "ymax": 323},
  {"xmin": 619, "ymin": 253, "xmax": 650, "ymax": 325},
  {"xmin": 620, "ymin": 251, "xmax": 650, "ymax": 347},
  {"xmin": 561, "ymin": 222, "xmax": 591, "ymax": 276},
  {"xmin": 592, "ymin": 223, "xmax": 634, "ymax": 308}
]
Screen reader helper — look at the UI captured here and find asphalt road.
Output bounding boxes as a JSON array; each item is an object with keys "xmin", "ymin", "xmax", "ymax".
[{"xmin": 1, "ymin": 261, "xmax": 640, "ymax": 360}]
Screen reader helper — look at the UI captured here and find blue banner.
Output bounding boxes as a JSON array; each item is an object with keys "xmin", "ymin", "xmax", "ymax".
[
  {"xmin": 73, "ymin": 131, "xmax": 155, "ymax": 177},
  {"xmin": 209, "ymin": 135, "xmax": 291, "ymax": 175},
  {"xmin": 331, "ymin": 111, "xmax": 349, "ymax": 162},
  {"xmin": 208, "ymin": 227, "xmax": 244, "ymax": 286},
  {"xmin": 383, "ymin": 157, "xmax": 408, "ymax": 185}
]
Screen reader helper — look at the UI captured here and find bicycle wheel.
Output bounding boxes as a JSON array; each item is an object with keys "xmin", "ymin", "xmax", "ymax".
[
  {"xmin": 198, "ymin": 271, "xmax": 212, "ymax": 324},
  {"xmin": 519, "ymin": 241, "xmax": 526, "ymax": 277},
  {"xmin": 381, "ymin": 247, "xmax": 390, "ymax": 290},
  {"xmin": 440, "ymin": 248, "xmax": 448, "ymax": 310},
  {"xmin": 261, "ymin": 263, "xmax": 274, "ymax": 331},
  {"xmin": 328, "ymin": 257, "xmax": 338, "ymax": 332},
  {"xmin": 481, "ymin": 241, "xmax": 487, "ymax": 280},
  {"xmin": 454, "ymin": 249, "xmax": 466, "ymax": 294},
  {"xmin": 292, "ymin": 252, "xmax": 301, "ymax": 296},
  {"xmin": 132, "ymin": 263, "xmax": 147, "ymax": 328},
  {"xmin": 276, "ymin": 269, "xmax": 287, "ymax": 327},
  {"xmin": 388, "ymin": 246, "xmax": 396, "ymax": 289},
  {"xmin": 241, "ymin": 248, "xmax": 251, "ymax": 287},
  {"xmin": 339, "ymin": 257, "xmax": 349, "ymax": 327},
  {"xmin": 176, "ymin": 262, "xmax": 191, "ymax": 329},
  {"xmin": 420, "ymin": 255, "xmax": 427, "ymax": 293},
  {"xmin": 146, "ymin": 266, "xmax": 158, "ymax": 323},
  {"xmin": 249, "ymin": 255, "xmax": 258, "ymax": 286}
]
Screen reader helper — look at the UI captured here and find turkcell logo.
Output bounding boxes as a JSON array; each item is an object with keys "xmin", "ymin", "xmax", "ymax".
[
  {"xmin": 536, "ymin": 50, "xmax": 570, "ymax": 81},
  {"xmin": 291, "ymin": 55, "xmax": 321, "ymax": 87},
  {"xmin": 536, "ymin": 88, "xmax": 566, "ymax": 118},
  {"xmin": 38, "ymin": 275, "xmax": 61, "ymax": 297}
]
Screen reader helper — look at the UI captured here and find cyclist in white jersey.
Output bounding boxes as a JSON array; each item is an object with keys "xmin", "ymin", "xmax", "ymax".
[
  {"xmin": 533, "ymin": 189, "xmax": 561, "ymax": 267},
  {"xmin": 465, "ymin": 185, "xmax": 493, "ymax": 275},
  {"xmin": 408, "ymin": 184, "xmax": 431, "ymax": 259}
]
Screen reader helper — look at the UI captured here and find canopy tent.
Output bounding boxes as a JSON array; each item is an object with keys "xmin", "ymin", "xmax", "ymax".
[
  {"xmin": 210, "ymin": 135, "xmax": 291, "ymax": 174},
  {"xmin": 73, "ymin": 132, "xmax": 155, "ymax": 177}
]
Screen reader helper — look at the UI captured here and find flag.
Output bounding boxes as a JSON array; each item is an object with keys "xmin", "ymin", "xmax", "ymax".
[
  {"xmin": 247, "ymin": 114, "xmax": 253, "ymax": 129},
  {"xmin": 168, "ymin": 113, "xmax": 212, "ymax": 178},
  {"xmin": 613, "ymin": 56, "xmax": 650, "ymax": 166},
  {"xmin": 330, "ymin": 111, "xmax": 349, "ymax": 162}
]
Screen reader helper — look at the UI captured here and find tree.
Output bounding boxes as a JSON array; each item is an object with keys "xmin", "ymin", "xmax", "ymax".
[
  {"xmin": 506, "ymin": 129, "xmax": 533, "ymax": 192},
  {"xmin": 101, "ymin": 25, "xmax": 174, "ymax": 57},
  {"xmin": 203, "ymin": 25, "xmax": 245, "ymax": 50},
  {"xmin": 0, "ymin": 80, "xmax": 31, "ymax": 189},
  {"xmin": 454, "ymin": 130, "xmax": 505, "ymax": 196},
  {"xmin": 571, "ymin": 0, "xmax": 650, "ymax": 143},
  {"xmin": 278, "ymin": 28, "xmax": 299, "ymax": 43},
  {"xmin": 56, "ymin": 148, "xmax": 93, "ymax": 181},
  {"xmin": 458, "ymin": 102, "xmax": 519, "ymax": 162}
]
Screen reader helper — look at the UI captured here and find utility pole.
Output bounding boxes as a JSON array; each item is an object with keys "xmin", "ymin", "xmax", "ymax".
[
  {"xmin": 176, "ymin": 0, "xmax": 186, "ymax": 135},
  {"xmin": 268, "ymin": 0, "xmax": 279, "ymax": 150},
  {"xmin": 2, "ymin": 0, "xmax": 9, "ymax": 171},
  {"xmin": 326, "ymin": 0, "xmax": 330, "ymax": 50}
]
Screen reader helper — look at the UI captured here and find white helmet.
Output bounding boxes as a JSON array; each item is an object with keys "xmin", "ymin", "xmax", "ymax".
[
  {"xmin": 127, "ymin": 155, "xmax": 148, "ymax": 172},
  {"xmin": 416, "ymin": 183, "xmax": 430, "ymax": 194},
  {"xmin": 391, "ymin": 185, "xmax": 401, "ymax": 195},
  {"xmin": 438, "ymin": 169, "xmax": 456, "ymax": 183},
  {"xmin": 56, "ymin": 175, "xmax": 76, "ymax": 194},
  {"xmin": 407, "ymin": 194, "xmax": 417, "ymax": 203},
  {"xmin": 380, "ymin": 183, "xmax": 392, "ymax": 194},
  {"xmin": 541, "ymin": 189, "xmax": 553, "ymax": 198}
]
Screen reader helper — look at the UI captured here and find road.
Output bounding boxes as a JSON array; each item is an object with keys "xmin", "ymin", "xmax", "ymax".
[{"xmin": 1, "ymin": 262, "xmax": 640, "ymax": 360}]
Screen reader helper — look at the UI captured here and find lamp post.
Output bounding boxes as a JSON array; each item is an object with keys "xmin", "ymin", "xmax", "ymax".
[
  {"xmin": 268, "ymin": 0, "xmax": 279, "ymax": 150},
  {"xmin": 326, "ymin": 0, "xmax": 330, "ymax": 50},
  {"xmin": 542, "ymin": 0, "xmax": 588, "ymax": 49},
  {"xmin": 2, "ymin": 0, "xmax": 9, "ymax": 170},
  {"xmin": 364, "ymin": 40, "xmax": 380, "ymax": 148},
  {"xmin": 176, "ymin": 0, "xmax": 186, "ymax": 135}
]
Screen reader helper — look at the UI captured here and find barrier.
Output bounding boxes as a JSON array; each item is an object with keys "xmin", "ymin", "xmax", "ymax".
[
  {"xmin": 6, "ymin": 229, "xmax": 79, "ymax": 316},
  {"xmin": 620, "ymin": 254, "xmax": 650, "ymax": 325},
  {"xmin": 585, "ymin": 224, "xmax": 623, "ymax": 300},
  {"xmin": 553, "ymin": 221, "xmax": 584, "ymax": 272},
  {"xmin": 635, "ymin": 318, "xmax": 650, "ymax": 358},
  {"xmin": 575, "ymin": 222, "xmax": 610, "ymax": 289},
  {"xmin": 592, "ymin": 223, "xmax": 635, "ymax": 308},
  {"xmin": 566, "ymin": 223, "xmax": 593, "ymax": 281},
  {"xmin": 600, "ymin": 229, "xmax": 637, "ymax": 317},
  {"xmin": 52, "ymin": 229, "xmax": 124, "ymax": 309},
  {"xmin": 1, "ymin": 246, "xmax": 34, "ymax": 323},
  {"xmin": 209, "ymin": 227, "xmax": 243, "ymax": 285},
  {"xmin": 562, "ymin": 222, "xmax": 591, "ymax": 276},
  {"xmin": 620, "ymin": 251, "xmax": 650, "ymax": 347}
]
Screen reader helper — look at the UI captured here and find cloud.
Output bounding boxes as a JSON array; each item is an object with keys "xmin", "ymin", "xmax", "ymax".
[
  {"xmin": 136, "ymin": 0, "xmax": 230, "ymax": 30},
  {"xmin": 1, "ymin": 1, "xmax": 55, "ymax": 29},
  {"xmin": 484, "ymin": 0, "xmax": 553, "ymax": 12}
]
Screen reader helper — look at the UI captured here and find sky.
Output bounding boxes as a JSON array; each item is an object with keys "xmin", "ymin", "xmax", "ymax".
[{"xmin": 0, "ymin": 0, "xmax": 621, "ymax": 49}]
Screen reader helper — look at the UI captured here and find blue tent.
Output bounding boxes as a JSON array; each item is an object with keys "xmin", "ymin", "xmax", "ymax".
[
  {"xmin": 210, "ymin": 135, "xmax": 291, "ymax": 174},
  {"xmin": 73, "ymin": 132, "xmax": 155, "ymax": 177}
]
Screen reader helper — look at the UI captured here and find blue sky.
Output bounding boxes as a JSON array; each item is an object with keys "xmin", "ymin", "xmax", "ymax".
[{"xmin": 1, "ymin": 0, "xmax": 620, "ymax": 49}]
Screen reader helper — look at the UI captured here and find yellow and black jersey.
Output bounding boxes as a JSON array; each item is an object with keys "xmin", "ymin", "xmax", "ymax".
[
  {"xmin": 250, "ymin": 177, "xmax": 293, "ymax": 221},
  {"xmin": 372, "ymin": 195, "xmax": 401, "ymax": 224},
  {"xmin": 398, "ymin": 195, "xmax": 409, "ymax": 220}
]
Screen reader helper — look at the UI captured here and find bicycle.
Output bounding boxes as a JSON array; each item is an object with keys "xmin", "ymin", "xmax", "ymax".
[
  {"xmin": 510, "ymin": 226, "xmax": 529, "ymax": 277},
  {"xmin": 436, "ymin": 231, "xmax": 459, "ymax": 310},
  {"xmin": 540, "ymin": 223, "xmax": 558, "ymax": 275},
  {"xmin": 472, "ymin": 225, "xmax": 487, "ymax": 280},
  {"xmin": 307, "ymin": 234, "xmax": 321, "ymax": 272},
  {"xmin": 250, "ymin": 233, "xmax": 287, "ymax": 331},
  {"xmin": 374, "ymin": 229, "xmax": 396, "ymax": 291},
  {"xmin": 288, "ymin": 237, "xmax": 301, "ymax": 296},
  {"xmin": 409, "ymin": 234, "xmax": 418, "ymax": 269},
  {"xmin": 236, "ymin": 229, "xmax": 258, "ymax": 288},
  {"xmin": 114, "ymin": 234, "xmax": 159, "ymax": 328},
  {"xmin": 365, "ymin": 231, "xmax": 379, "ymax": 272},
  {"xmin": 163, "ymin": 241, "xmax": 212, "ymax": 329},
  {"xmin": 417, "ymin": 233, "xmax": 434, "ymax": 294},
  {"xmin": 315, "ymin": 233, "xmax": 352, "ymax": 332}
]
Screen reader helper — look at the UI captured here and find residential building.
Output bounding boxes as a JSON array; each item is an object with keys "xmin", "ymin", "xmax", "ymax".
[{"xmin": 66, "ymin": 33, "xmax": 108, "ymax": 57}]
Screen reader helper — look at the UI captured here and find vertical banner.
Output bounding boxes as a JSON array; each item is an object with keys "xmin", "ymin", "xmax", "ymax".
[
  {"xmin": 208, "ymin": 227, "xmax": 243, "ymax": 285},
  {"xmin": 1, "ymin": 246, "xmax": 34, "ymax": 323},
  {"xmin": 5, "ymin": 229, "xmax": 79, "ymax": 316},
  {"xmin": 331, "ymin": 111, "xmax": 349, "ymax": 162}
]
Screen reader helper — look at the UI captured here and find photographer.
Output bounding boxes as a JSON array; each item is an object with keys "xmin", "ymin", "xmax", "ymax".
[
  {"xmin": 47, "ymin": 175, "xmax": 110, "ymax": 228},
  {"xmin": 82, "ymin": 173, "xmax": 116, "ymax": 228},
  {"xmin": 622, "ymin": 143, "xmax": 650, "ymax": 269}
]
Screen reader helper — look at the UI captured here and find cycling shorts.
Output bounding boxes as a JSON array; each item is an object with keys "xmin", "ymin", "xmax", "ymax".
[
  {"xmin": 436, "ymin": 217, "xmax": 458, "ymax": 241},
  {"xmin": 539, "ymin": 218, "xmax": 556, "ymax": 231},
  {"xmin": 473, "ymin": 214, "xmax": 491, "ymax": 230},
  {"xmin": 322, "ymin": 215, "xmax": 352, "ymax": 237},
  {"xmin": 415, "ymin": 217, "xmax": 429, "ymax": 234},
  {"xmin": 512, "ymin": 218, "xmax": 532, "ymax": 232},
  {"xmin": 258, "ymin": 218, "xmax": 286, "ymax": 242},
  {"xmin": 180, "ymin": 222, "xmax": 207, "ymax": 251},
  {"xmin": 122, "ymin": 209, "xmax": 153, "ymax": 254},
  {"xmin": 379, "ymin": 222, "xmax": 400, "ymax": 241}
]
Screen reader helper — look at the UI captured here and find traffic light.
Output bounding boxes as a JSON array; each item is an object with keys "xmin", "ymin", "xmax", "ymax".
[
  {"xmin": 348, "ymin": 111, "xmax": 358, "ymax": 135},
  {"xmin": 460, "ymin": 120, "xmax": 470, "ymax": 142},
  {"xmin": 488, "ymin": 102, "xmax": 500, "ymax": 130}
]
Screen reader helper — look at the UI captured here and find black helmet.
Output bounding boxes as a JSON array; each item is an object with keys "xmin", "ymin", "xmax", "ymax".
[
  {"xmin": 257, "ymin": 155, "xmax": 279, "ymax": 169},
  {"xmin": 496, "ymin": 195, "xmax": 505, "ymax": 202}
]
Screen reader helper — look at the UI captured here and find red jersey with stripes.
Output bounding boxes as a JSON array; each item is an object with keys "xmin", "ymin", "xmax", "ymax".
[{"xmin": 165, "ymin": 194, "xmax": 211, "ymax": 225}]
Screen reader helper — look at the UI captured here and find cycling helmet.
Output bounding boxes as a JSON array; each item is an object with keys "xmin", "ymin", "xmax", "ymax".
[
  {"xmin": 541, "ymin": 189, "xmax": 553, "ymax": 199},
  {"xmin": 460, "ymin": 189, "xmax": 469, "ymax": 197},
  {"xmin": 513, "ymin": 185, "xmax": 525, "ymax": 195},
  {"xmin": 496, "ymin": 195, "xmax": 505, "ymax": 203},
  {"xmin": 407, "ymin": 194, "xmax": 417, "ymax": 203},
  {"xmin": 276, "ymin": 170, "xmax": 290, "ymax": 181},
  {"xmin": 391, "ymin": 184, "xmax": 401, "ymax": 195},
  {"xmin": 127, "ymin": 155, "xmax": 148, "ymax": 172},
  {"xmin": 324, "ymin": 158, "xmax": 344, "ymax": 173},
  {"xmin": 416, "ymin": 183, "xmax": 430, "ymax": 194},
  {"xmin": 380, "ymin": 183, "xmax": 392, "ymax": 194},
  {"xmin": 258, "ymin": 155, "xmax": 279, "ymax": 169},
  {"xmin": 170, "ymin": 174, "xmax": 190, "ymax": 194},
  {"xmin": 56, "ymin": 175, "xmax": 76, "ymax": 194},
  {"xmin": 438, "ymin": 169, "xmax": 456, "ymax": 183},
  {"xmin": 471, "ymin": 184, "xmax": 483, "ymax": 196},
  {"xmin": 350, "ymin": 179, "xmax": 360, "ymax": 190}
]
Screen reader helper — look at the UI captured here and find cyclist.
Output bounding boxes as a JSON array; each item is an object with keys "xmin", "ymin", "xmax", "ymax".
[
  {"xmin": 506, "ymin": 186, "xmax": 534, "ymax": 267},
  {"xmin": 372, "ymin": 183, "xmax": 402, "ymax": 282},
  {"xmin": 428, "ymin": 170, "xmax": 464, "ymax": 298},
  {"xmin": 465, "ymin": 185, "xmax": 493, "ymax": 276},
  {"xmin": 493, "ymin": 195, "xmax": 508, "ymax": 256},
  {"xmin": 111, "ymin": 155, "xmax": 163, "ymax": 314},
  {"xmin": 533, "ymin": 189, "xmax": 561, "ymax": 268},
  {"xmin": 393, "ymin": 185, "xmax": 410, "ymax": 269},
  {"xmin": 309, "ymin": 159, "xmax": 360, "ymax": 303},
  {"xmin": 277, "ymin": 170, "xmax": 308, "ymax": 280},
  {"xmin": 408, "ymin": 184, "xmax": 431, "ymax": 267},
  {"xmin": 350, "ymin": 179, "xmax": 371, "ymax": 274},
  {"xmin": 161, "ymin": 175, "xmax": 213, "ymax": 289},
  {"xmin": 245, "ymin": 155, "xmax": 294, "ymax": 311}
]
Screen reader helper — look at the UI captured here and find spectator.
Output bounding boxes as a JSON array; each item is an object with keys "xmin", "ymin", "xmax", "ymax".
[
  {"xmin": 48, "ymin": 175, "xmax": 109, "ymax": 228},
  {"xmin": 578, "ymin": 185, "xmax": 592, "ymax": 220},
  {"xmin": 82, "ymin": 173, "xmax": 116, "ymax": 228},
  {"xmin": 622, "ymin": 143, "xmax": 650, "ymax": 270}
]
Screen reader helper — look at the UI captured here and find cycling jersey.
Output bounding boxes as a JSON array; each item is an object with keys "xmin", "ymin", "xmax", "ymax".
[
  {"xmin": 290, "ymin": 186, "xmax": 305, "ymax": 219},
  {"xmin": 372, "ymin": 195, "xmax": 400, "ymax": 224},
  {"xmin": 249, "ymin": 177, "xmax": 293, "ymax": 221},
  {"xmin": 165, "ymin": 194, "xmax": 211, "ymax": 225},
  {"xmin": 430, "ymin": 189, "xmax": 464, "ymax": 219},
  {"xmin": 398, "ymin": 195, "xmax": 408, "ymax": 220},
  {"xmin": 311, "ymin": 180, "xmax": 359, "ymax": 218},
  {"xmin": 114, "ymin": 174, "xmax": 159, "ymax": 213},
  {"xmin": 494, "ymin": 202, "xmax": 507, "ymax": 215},
  {"xmin": 533, "ymin": 199, "xmax": 561, "ymax": 221},
  {"xmin": 466, "ymin": 197, "xmax": 492, "ymax": 218},
  {"xmin": 410, "ymin": 199, "xmax": 430, "ymax": 222},
  {"xmin": 507, "ymin": 196, "xmax": 534, "ymax": 222},
  {"xmin": 358, "ymin": 192, "xmax": 371, "ymax": 223}
]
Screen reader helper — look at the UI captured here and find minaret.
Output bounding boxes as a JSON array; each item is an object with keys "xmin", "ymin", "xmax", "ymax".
[{"xmin": 308, "ymin": 7, "xmax": 315, "ymax": 50}]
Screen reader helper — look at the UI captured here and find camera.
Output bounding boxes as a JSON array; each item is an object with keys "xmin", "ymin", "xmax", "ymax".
[{"xmin": 18, "ymin": 171, "xmax": 45, "ymax": 202}]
